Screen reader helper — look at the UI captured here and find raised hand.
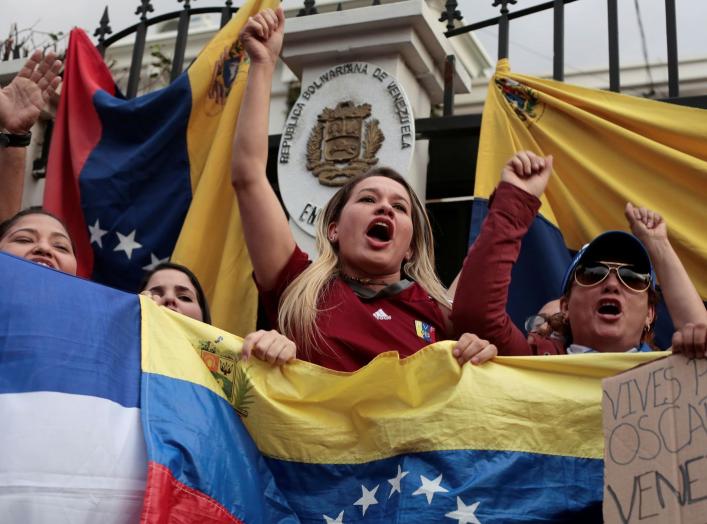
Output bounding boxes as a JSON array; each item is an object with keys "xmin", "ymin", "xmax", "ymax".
[
  {"xmin": 624, "ymin": 202, "xmax": 668, "ymax": 246},
  {"xmin": 240, "ymin": 7, "xmax": 285, "ymax": 67},
  {"xmin": 500, "ymin": 150, "xmax": 553, "ymax": 198},
  {"xmin": 0, "ymin": 50, "xmax": 62, "ymax": 133},
  {"xmin": 241, "ymin": 329, "xmax": 296, "ymax": 366}
]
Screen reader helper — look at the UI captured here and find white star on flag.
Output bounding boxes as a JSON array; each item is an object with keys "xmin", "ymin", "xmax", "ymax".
[
  {"xmin": 142, "ymin": 253, "xmax": 169, "ymax": 271},
  {"xmin": 88, "ymin": 219, "xmax": 108, "ymax": 248},
  {"xmin": 445, "ymin": 497, "xmax": 481, "ymax": 524},
  {"xmin": 412, "ymin": 474, "xmax": 448, "ymax": 504},
  {"xmin": 323, "ymin": 510, "xmax": 344, "ymax": 523},
  {"xmin": 353, "ymin": 484, "xmax": 379, "ymax": 516},
  {"xmin": 388, "ymin": 465, "xmax": 409, "ymax": 498},
  {"xmin": 113, "ymin": 230, "xmax": 142, "ymax": 260}
]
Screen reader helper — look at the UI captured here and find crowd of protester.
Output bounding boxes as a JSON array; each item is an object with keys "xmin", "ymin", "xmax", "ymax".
[{"xmin": 0, "ymin": 7, "xmax": 705, "ymax": 374}]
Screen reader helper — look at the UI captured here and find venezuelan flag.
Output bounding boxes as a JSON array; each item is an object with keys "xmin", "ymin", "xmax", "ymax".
[
  {"xmin": 0, "ymin": 252, "xmax": 296, "ymax": 523},
  {"xmin": 0, "ymin": 252, "xmax": 669, "ymax": 522},
  {"xmin": 241, "ymin": 347, "xmax": 667, "ymax": 523},
  {"xmin": 44, "ymin": 0, "xmax": 280, "ymax": 336},
  {"xmin": 472, "ymin": 60, "xmax": 707, "ymax": 347}
]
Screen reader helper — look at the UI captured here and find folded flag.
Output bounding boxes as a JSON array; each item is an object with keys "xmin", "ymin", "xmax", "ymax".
[
  {"xmin": 472, "ymin": 59, "xmax": 707, "ymax": 347},
  {"xmin": 0, "ymin": 252, "xmax": 668, "ymax": 523},
  {"xmin": 43, "ymin": 0, "xmax": 280, "ymax": 336}
]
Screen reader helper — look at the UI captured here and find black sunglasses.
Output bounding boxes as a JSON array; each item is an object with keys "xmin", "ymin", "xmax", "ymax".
[{"xmin": 574, "ymin": 261, "xmax": 651, "ymax": 292}]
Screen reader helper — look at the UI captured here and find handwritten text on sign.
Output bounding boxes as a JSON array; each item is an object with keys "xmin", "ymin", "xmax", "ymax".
[{"xmin": 602, "ymin": 355, "xmax": 707, "ymax": 524}]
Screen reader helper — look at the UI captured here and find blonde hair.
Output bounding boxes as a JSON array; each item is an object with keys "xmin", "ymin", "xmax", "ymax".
[{"xmin": 277, "ymin": 168, "xmax": 449, "ymax": 359}]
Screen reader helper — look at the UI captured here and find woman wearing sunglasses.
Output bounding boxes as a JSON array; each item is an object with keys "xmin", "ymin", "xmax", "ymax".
[
  {"xmin": 452, "ymin": 150, "xmax": 706, "ymax": 356},
  {"xmin": 557, "ymin": 231, "xmax": 659, "ymax": 354}
]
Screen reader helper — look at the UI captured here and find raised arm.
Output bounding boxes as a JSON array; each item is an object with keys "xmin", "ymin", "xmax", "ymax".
[
  {"xmin": 0, "ymin": 50, "xmax": 61, "ymax": 221},
  {"xmin": 231, "ymin": 7, "xmax": 296, "ymax": 290},
  {"xmin": 450, "ymin": 151, "xmax": 554, "ymax": 355},
  {"xmin": 625, "ymin": 203, "xmax": 707, "ymax": 329}
]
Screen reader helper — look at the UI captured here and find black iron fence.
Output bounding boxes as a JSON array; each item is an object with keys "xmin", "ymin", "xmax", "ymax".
[
  {"xmin": 443, "ymin": 0, "xmax": 681, "ymax": 96},
  {"xmin": 93, "ymin": 1, "xmax": 239, "ymax": 98},
  {"xmin": 1, "ymin": 0, "xmax": 697, "ymax": 101},
  {"xmin": 73, "ymin": 0, "xmax": 700, "ymax": 103}
]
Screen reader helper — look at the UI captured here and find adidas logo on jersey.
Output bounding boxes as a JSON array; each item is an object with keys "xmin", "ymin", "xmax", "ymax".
[{"xmin": 373, "ymin": 308, "xmax": 392, "ymax": 320}]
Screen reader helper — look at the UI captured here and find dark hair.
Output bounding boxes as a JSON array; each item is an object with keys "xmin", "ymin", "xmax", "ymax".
[
  {"xmin": 0, "ymin": 207, "xmax": 75, "ymax": 251},
  {"xmin": 139, "ymin": 262, "xmax": 211, "ymax": 324}
]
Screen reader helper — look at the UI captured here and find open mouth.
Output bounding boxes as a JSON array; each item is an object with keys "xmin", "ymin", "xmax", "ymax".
[
  {"xmin": 30, "ymin": 257, "xmax": 55, "ymax": 269},
  {"xmin": 366, "ymin": 221, "xmax": 392, "ymax": 242},
  {"xmin": 597, "ymin": 299, "xmax": 622, "ymax": 316}
]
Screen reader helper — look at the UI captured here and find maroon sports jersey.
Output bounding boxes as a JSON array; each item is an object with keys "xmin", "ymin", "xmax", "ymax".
[{"xmin": 258, "ymin": 246, "xmax": 450, "ymax": 371}]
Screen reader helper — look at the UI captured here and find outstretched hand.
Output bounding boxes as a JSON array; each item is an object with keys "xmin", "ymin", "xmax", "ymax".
[
  {"xmin": 452, "ymin": 333, "xmax": 497, "ymax": 366},
  {"xmin": 240, "ymin": 7, "xmax": 285, "ymax": 66},
  {"xmin": 241, "ymin": 329, "xmax": 296, "ymax": 366},
  {"xmin": 624, "ymin": 202, "xmax": 667, "ymax": 246},
  {"xmin": 0, "ymin": 50, "xmax": 62, "ymax": 133},
  {"xmin": 500, "ymin": 150, "xmax": 553, "ymax": 198}
]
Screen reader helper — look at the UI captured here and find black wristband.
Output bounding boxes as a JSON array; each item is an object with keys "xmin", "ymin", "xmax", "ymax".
[{"xmin": 0, "ymin": 131, "xmax": 32, "ymax": 147}]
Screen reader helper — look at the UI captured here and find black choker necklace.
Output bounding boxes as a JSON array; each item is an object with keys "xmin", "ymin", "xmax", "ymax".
[{"xmin": 339, "ymin": 273, "xmax": 392, "ymax": 287}]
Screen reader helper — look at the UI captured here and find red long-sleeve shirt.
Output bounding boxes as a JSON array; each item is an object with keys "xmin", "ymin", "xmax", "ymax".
[{"xmin": 451, "ymin": 182, "xmax": 563, "ymax": 356}]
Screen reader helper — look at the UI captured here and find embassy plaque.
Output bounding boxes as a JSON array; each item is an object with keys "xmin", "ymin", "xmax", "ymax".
[{"xmin": 278, "ymin": 62, "xmax": 415, "ymax": 238}]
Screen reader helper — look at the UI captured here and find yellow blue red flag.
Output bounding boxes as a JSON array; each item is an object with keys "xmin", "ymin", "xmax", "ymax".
[
  {"xmin": 0, "ymin": 252, "xmax": 669, "ymax": 523},
  {"xmin": 44, "ymin": 0, "xmax": 280, "ymax": 336},
  {"xmin": 472, "ymin": 59, "xmax": 707, "ymax": 346}
]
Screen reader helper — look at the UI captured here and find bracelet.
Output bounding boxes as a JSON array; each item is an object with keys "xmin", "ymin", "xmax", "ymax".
[{"xmin": 0, "ymin": 131, "xmax": 32, "ymax": 147}]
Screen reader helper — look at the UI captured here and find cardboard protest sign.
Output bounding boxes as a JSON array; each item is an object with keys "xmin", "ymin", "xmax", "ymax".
[{"xmin": 602, "ymin": 354, "xmax": 707, "ymax": 523}]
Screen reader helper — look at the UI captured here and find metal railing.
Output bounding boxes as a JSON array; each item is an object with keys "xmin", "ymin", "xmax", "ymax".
[
  {"xmin": 0, "ymin": 0, "xmax": 691, "ymax": 101},
  {"xmin": 94, "ymin": 1, "xmax": 238, "ymax": 98},
  {"xmin": 441, "ymin": 0, "xmax": 681, "ymax": 97},
  {"xmin": 89, "ymin": 0, "xmax": 692, "ymax": 101}
]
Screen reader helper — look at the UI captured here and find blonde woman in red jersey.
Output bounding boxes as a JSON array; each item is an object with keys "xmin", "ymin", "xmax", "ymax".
[{"xmin": 231, "ymin": 8, "xmax": 496, "ymax": 371}]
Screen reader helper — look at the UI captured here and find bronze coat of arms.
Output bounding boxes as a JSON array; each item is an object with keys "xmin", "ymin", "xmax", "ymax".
[{"xmin": 306, "ymin": 101, "xmax": 385, "ymax": 187}]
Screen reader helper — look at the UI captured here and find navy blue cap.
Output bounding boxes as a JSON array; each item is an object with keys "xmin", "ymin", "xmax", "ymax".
[{"xmin": 561, "ymin": 231, "xmax": 655, "ymax": 294}]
